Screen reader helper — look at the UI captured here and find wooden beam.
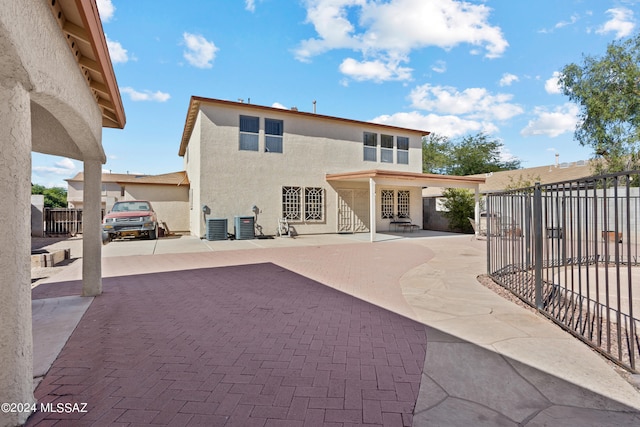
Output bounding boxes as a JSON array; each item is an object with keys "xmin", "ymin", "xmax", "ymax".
[
  {"xmin": 78, "ymin": 56, "xmax": 100, "ymax": 73},
  {"xmin": 89, "ymin": 80, "xmax": 109, "ymax": 96},
  {"xmin": 62, "ymin": 21, "xmax": 90, "ymax": 43},
  {"xmin": 98, "ymin": 97, "xmax": 115, "ymax": 112},
  {"xmin": 101, "ymin": 109, "xmax": 118, "ymax": 124}
]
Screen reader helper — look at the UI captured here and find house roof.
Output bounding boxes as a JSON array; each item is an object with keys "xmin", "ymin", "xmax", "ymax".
[
  {"xmin": 326, "ymin": 169, "xmax": 485, "ymax": 188},
  {"xmin": 48, "ymin": 0, "xmax": 125, "ymax": 129},
  {"xmin": 67, "ymin": 171, "xmax": 189, "ymax": 186},
  {"xmin": 471, "ymin": 159, "xmax": 594, "ymax": 193},
  {"xmin": 422, "ymin": 159, "xmax": 595, "ymax": 197},
  {"xmin": 178, "ymin": 96, "xmax": 430, "ymax": 156}
]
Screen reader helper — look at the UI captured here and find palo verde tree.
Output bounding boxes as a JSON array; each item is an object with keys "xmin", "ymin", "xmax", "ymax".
[{"xmin": 559, "ymin": 34, "xmax": 640, "ymax": 174}]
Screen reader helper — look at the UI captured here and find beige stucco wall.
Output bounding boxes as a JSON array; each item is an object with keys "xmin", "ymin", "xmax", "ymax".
[
  {"xmin": 68, "ymin": 181, "xmax": 122, "ymax": 208},
  {"xmin": 124, "ymin": 185, "xmax": 190, "ymax": 232},
  {"xmin": 185, "ymin": 103, "xmax": 424, "ymax": 237},
  {"xmin": 1, "ymin": 1, "xmax": 107, "ymax": 424},
  {"xmin": 185, "ymin": 113, "xmax": 202, "ymax": 235},
  {"xmin": 69, "ymin": 181, "xmax": 190, "ymax": 232}
]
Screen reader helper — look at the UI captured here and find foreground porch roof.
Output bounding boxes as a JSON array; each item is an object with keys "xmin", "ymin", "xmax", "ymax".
[
  {"xmin": 48, "ymin": 0, "xmax": 126, "ymax": 129},
  {"xmin": 326, "ymin": 169, "xmax": 485, "ymax": 189}
]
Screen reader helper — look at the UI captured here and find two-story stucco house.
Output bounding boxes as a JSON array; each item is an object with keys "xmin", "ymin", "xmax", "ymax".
[{"xmin": 179, "ymin": 96, "xmax": 484, "ymax": 241}]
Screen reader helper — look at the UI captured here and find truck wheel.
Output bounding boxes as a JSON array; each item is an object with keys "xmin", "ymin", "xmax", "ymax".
[{"xmin": 148, "ymin": 225, "xmax": 157, "ymax": 240}]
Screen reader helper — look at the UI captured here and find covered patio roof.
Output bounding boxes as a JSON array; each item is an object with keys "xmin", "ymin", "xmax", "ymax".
[
  {"xmin": 326, "ymin": 169, "xmax": 485, "ymax": 188},
  {"xmin": 326, "ymin": 169, "xmax": 486, "ymax": 242}
]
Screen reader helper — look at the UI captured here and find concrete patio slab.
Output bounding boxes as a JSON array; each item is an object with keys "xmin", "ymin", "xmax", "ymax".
[
  {"xmin": 32, "ymin": 295, "xmax": 93, "ymax": 380},
  {"xmin": 28, "ymin": 232, "xmax": 640, "ymax": 426}
]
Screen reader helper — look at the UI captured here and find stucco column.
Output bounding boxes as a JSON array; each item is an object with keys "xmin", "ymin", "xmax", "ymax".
[
  {"xmin": 475, "ymin": 186, "xmax": 481, "ymax": 237},
  {"xmin": 82, "ymin": 158, "xmax": 102, "ymax": 297},
  {"xmin": 0, "ymin": 81, "xmax": 36, "ymax": 426},
  {"xmin": 369, "ymin": 178, "xmax": 376, "ymax": 242}
]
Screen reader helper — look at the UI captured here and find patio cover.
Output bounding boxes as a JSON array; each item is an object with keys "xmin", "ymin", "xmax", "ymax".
[{"xmin": 326, "ymin": 169, "xmax": 486, "ymax": 241}]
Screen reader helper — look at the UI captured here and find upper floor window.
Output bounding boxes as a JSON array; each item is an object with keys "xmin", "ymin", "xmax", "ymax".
[
  {"xmin": 265, "ymin": 118, "xmax": 283, "ymax": 153},
  {"xmin": 381, "ymin": 134, "xmax": 394, "ymax": 163},
  {"xmin": 363, "ymin": 132, "xmax": 377, "ymax": 162},
  {"xmin": 239, "ymin": 115, "xmax": 259, "ymax": 151},
  {"xmin": 397, "ymin": 136, "xmax": 409, "ymax": 164}
]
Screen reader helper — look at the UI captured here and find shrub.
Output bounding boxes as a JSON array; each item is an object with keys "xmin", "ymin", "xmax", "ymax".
[{"xmin": 441, "ymin": 188, "xmax": 474, "ymax": 233}]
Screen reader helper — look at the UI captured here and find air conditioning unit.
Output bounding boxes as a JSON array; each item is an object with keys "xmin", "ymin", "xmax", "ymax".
[
  {"xmin": 234, "ymin": 216, "xmax": 255, "ymax": 240},
  {"xmin": 206, "ymin": 218, "xmax": 227, "ymax": 241}
]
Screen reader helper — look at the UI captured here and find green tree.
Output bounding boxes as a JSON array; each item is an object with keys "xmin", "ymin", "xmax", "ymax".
[
  {"xmin": 422, "ymin": 133, "xmax": 451, "ymax": 174},
  {"xmin": 423, "ymin": 132, "xmax": 521, "ymax": 175},
  {"xmin": 440, "ymin": 188, "xmax": 475, "ymax": 233},
  {"xmin": 32, "ymin": 184, "xmax": 67, "ymax": 208},
  {"xmin": 559, "ymin": 34, "xmax": 640, "ymax": 174}
]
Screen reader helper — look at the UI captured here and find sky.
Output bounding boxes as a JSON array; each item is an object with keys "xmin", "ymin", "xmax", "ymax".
[{"xmin": 32, "ymin": 0, "xmax": 640, "ymax": 188}]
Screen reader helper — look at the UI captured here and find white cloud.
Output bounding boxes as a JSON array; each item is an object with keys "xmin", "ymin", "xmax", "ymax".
[
  {"xmin": 245, "ymin": 0, "xmax": 261, "ymax": 12},
  {"xmin": 545, "ymin": 71, "xmax": 562, "ymax": 94},
  {"xmin": 520, "ymin": 103, "xmax": 579, "ymax": 138},
  {"xmin": 371, "ymin": 111, "xmax": 497, "ymax": 138},
  {"xmin": 120, "ymin": 87, "xmax": 171, "ymax": 102},
  {"xmin": 272, "ymin": 102, "xmax": 288, "ymax": 109},
  {"xmin": 555, "ymin": 14, "xmax": 579, "ymax": 30},
  {"xmin": 182, "ymin": 33, "xmax": 218, "ymax": 69},
  {"xmin": 106, "ymin": 35, "xmax": 129, "ymax": 64},
  {"xmin": 339, "ymin": 57, "xmax": 412, "ymax": 82},
  {"xmin": 538, "ymin": 13, "xmax": 581, "ymax": 34},
  {"xmin": 295, "ymin": 0, "xmax": 507, "ymax": 82},
  {"xmin": 431, "ymin": 60, "xmax": 446, "ymax": 73},
  {"xmin": 409, "ymin": 84, "xmax": 523, "ymax": 121},
  {"xmin": 96, "ymin": 0, "xmax": 115, "ymax": 22},
  {"xmin": 33, "ymin": 158, "xmax": 78, "ymax": 176},
  {"xmin": 597, "ymin": 8, "xmax": 635, "ymax": 38},
  {"xmin": 55, "ymin": 158, "xmax": 76, "ymax": 170},
  {"xmin": 499, "ymin": 73, "xmax": 519, "ymax": 87}
]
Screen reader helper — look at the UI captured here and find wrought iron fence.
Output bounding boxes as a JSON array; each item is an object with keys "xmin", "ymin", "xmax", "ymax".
[{"xmin": 486, "ymin": 171, "xmax": 640, "ymax": 372}]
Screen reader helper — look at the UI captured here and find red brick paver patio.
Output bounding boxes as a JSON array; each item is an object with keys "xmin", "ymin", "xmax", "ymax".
[{"xmin": 29, "ymin": 261, "xmax": 427, "ymax": 426}]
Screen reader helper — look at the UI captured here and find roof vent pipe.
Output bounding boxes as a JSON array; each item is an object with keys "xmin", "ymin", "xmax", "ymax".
[
  {"xmin": 313, "ymin": 100, "xmax": 316, "ymax": 113},
  {"xmin": 555, "ymin": 153, "xmax": 559, "ymax": 167}
]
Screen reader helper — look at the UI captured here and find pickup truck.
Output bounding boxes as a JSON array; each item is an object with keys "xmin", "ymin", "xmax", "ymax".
[{"xmin": 102, "ymin": 200, "xmax": 158, "ymax": 241}]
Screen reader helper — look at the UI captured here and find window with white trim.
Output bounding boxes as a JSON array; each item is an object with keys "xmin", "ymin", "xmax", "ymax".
[
  {"xmin": 265, "ymin": 118, "xmax": 283, "ymax": 153},
  {"xmin": 397, "ymin": 136, "xmax": 409, "ymax": 164},
  {"xmin": 381, "ymin": 190, "xmax": 394, "ymax": 219},
  {"xmin": 239, "ymin": 115, "xmax": 259, "ymax": 151},
  {"xmin": 381, "ymin": 134, "xmax": 394, "ymax": 163},
  {"xmin": 282, "ymin": 187, "xmax": 301, "ymax": 220},
  {"xmin": 398, "ymin": 190, "xmax": 410, "ymax": 218},
  {"xmin": 304, "ymin": 187, "xmax": 324, "ymax": 221},
  {"xmin": 363, "ymin": 132, "xmax": 377, "ymax": 161}
]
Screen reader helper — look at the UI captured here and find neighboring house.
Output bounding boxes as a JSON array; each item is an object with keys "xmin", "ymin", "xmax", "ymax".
[
  {"xmin": 423, "ymin": 159, "xmax": 596, "ymax": 231},
  {"xmin": 66, "ymin": 171, "xmax": 190, "ymax": 232},
  {"xmin": 1, "ymin": 0, "xmax": 125, "ymax": 423},
  {"xmin": 179, "ymin": 96, "xmax": 484, "ymax": 240}
]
